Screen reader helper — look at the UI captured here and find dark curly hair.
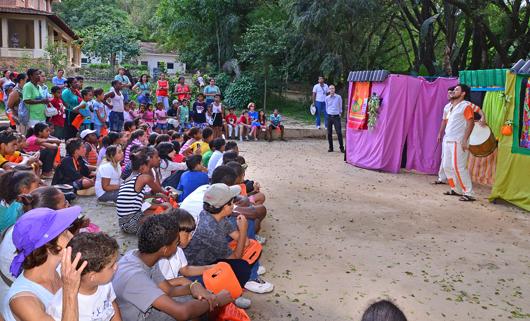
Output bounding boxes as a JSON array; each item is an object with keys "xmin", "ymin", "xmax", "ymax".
[
  {"xmin": 138, "ymin": 214, "xmax": 179, "ymax": 254},
  {"xmin": 0, "ymin": 170, "xmax": 40, "ymax": 203},
  {"xmin": 68, "ymin": 232, "xmax": 119, "ymax": 276}
]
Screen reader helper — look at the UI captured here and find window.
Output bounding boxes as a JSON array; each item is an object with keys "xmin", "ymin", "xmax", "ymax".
[
  {"xmin": 157, "ymin": 61, "xmax": 165, "ymax": 68},
  {"xmin": 166, "ymin": 62, "xmax": 174, "ymax": 70},
  {"xmin": 7, "ymin": 19, "xmax": 35, "ymax": 49},
  {"xmin": 141, "ymin": 61, "xmax": 148, "ymax": 66},
  {"xmin": 81, "ymin": 58, "xmax": 88, "ymax": 64}
]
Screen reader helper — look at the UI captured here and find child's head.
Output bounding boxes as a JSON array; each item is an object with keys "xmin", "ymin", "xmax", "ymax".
[
  {"xmin": 225, "ymin": 141, "xmax": 239, "ymax": 154},
  {"xmin": 172, "ymin": 100, "xmax": 180, "ymax": 109},
  {"xmin": 139, "ymin": 104, "xmax": 146, "ymax": 113},
  {"xmin": 211, "ymin": 138, "xmax": 226, "ymax": 152},
  {"xmin": 202, "ymin": 127, "xmax": 213, "ymax": 143},
  {"xmin": 0, "ymin": 130, "xmax": 17, "ymax": 155},
  {"xmin": 172, "ymin": 141, "xmax": 181, "ymax": 154},
  {"xmin": 111, "ymin": 79, "xmax": 121, "ymax": 90},
  {"xmin": 81, "ymin": 88, "xmax": 94, "ymax": 102},
  {"xmin": 105, "ymin": 145, "xmax": 124, "ymax": 165},
  {"xmin": 258, "ymin": 110, "xmax": 265, "ymax": 118},
  {"xmin": 156, "ymin": 102, "xmax": 164, "ymax": 110},
  {"xmin": 222, "ymin": 151, "xmax": 239, "ymax": 165},
  {"xmin": 124, "ymin": 121, "xmax": 136, "ymax": 132},
  {"xmin": 146, "ymin": 146, "xmax": 160, "ymax": 168},
  {"xmin": 188, "ymin": 127, "xmax": 201, "ymax": 140},
  {"xmin": 242, "ymin": 110, "xmax": 249, "ymax": 117},
  {"xmin": 361, "ymin": 300, "xmax": 407, "ymax": 321},
  {"xmin": 155, "ymin": 134, "xmax": 170, "ymax": 145},
  {"xmin": 185, "ymin": 154, "xmax": 204, "ymax": 172},
  {"xmin": 0, "ymin": 170, "xmax": 40, "ymax": 204},
  {"xmin": 80, "ymin": 129, "xmax": 97, "ymax": 144},
  {"xmin": 197, "ymin": 93, "xmax": 205, "ymax": 101},
  {"xmin": 148, "ymin": 133, "xmax": 158, "ymax": 146},
  {"xmin": 181, "ymin": 99, "xmax": 189, "ymax": 106},
  {"xmin": 203, "ymin": 183, "xmax": 239, "ymax": 217},
  {"xmin": 15, "ymin": 133, "xmax": 27, "ymax": 150},
  {"xmin": 156, "ymin": 142, "xmax": 176, "ymax": 161},
  {"xmin": 247, "ymin": 102, "xmax": 256, "ymax": 111},
  {"xmin": 214, "ymin": 93, "xmax": 221, "ymax": 103},
  {"xmin": 66, "ymin": 138, "xmax": 85, "ymax": 157},
  {"xmin": 166, "ymin": 208, "xmax": 196, "ymax": 248},
  {"xmin": 30, "ymin": 122, "xmax": 50, "ymax": 138},
  {"xmin": 51, "ymin": 86, "xmax": 61, "ymax": 98},
  {"xmin": 225, "ymin": 161, "xmax": 245, "ymax": 184},
  {"xmin": 273, "ymin": 108, "xmax": 279, "ymax": 115},
  {"xmin": 68, "ymin": 233, "xmax": 119, "ymax": 285},
  {"xmin": 147, "ymin": 103, "xmax": 154, "ymax": 111},
  {"xmin": 130, "ymin": 147, "xmax": 150, "ymax": 172},
  {"xmin": 129, "ymin": 129, "xmax": 147, "ymax": 145},
  {"xmin": 228, "ymin": 107, "xmax": 235, "ymax": 115},
  {"xmin": 138, "ymin": 214, "xmax": 179, "ymax": 258},
  {"xmin": 101, "ymin": 131, "xmax": 122, "ymax": 148},
  {"xmin": 171, "ymin": 132, "xmax": 183, "ymax": 144},
  {"xmin": 93, "ymin": 88, "xmax": 104, "ymax": 101},
  {"xmin": 24, "ymin": 186, "xmax": 67, "ymax": 210}
]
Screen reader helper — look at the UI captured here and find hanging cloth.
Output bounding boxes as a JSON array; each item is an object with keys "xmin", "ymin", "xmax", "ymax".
[
  {"xmin": 348, "ymin": 82, "xmax": 371, "ymax": 130},
  {"xmin": 482, "ymin": 91, "xmax": 506, "ymax": 139}
]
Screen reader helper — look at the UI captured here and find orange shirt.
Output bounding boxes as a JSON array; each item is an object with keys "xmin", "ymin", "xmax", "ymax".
[{"xmin": 157, "ymin": 80, "xmax": 169, "ymax": 97}]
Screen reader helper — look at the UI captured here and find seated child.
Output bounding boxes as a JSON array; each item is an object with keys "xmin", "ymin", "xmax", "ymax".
[
  {"xmin": 268, "ymin": 109, "xmax": 286, "ymax": 142},
  {"xmin": 47, "ymin": 232, "xmax": 121, "ymax": 321},
  {"xmin": 25, "ymin": 122, "xmax": 61, "ymax": 178},
  {"xmin": 124, "ymin": 101, "xmax": 135, "ymax": 123},
  {"xmin": 51, "ymin": 138, "xmax": 95, "ymax": 192},
  {"xmin": 225, "ymin": 107, "xmax": 239, "ymax": 139},
  {"xmin": 80, "ymin": 129, "xmax": 98, "ymax": 169},
  {"xmin": 247, "ymin": 103, "xmax": 260, "ymax": 141},
  {"xmin": 0, "ymin": 170, "xmax": 40, "ymax": 234},
  {"xmin": 123, "ymin": 129, "xmax": 147, "ymax": 167},
  {"xmin": 179, "ymin": 127, "xmax": 201, "ymax": 156},
  {"xmin": 122, "ymin": 121, "xmax": 136, "ymax": 143},
  {"xmin": 238, "ymin": 110, "xmax": 251, "ymax": 141},
  {"xmin": 97, "ymin": 131, "xmax": 122, "ymax": 166},
  {"xmin": 0, "ymin": 132, "xmax": 39, "ymax": 172},
  {"xmin": 156, "ymin": 142, "xmax": 187, "ymax": 184},
  {"xmin": 177, "ymin": 155, "xmax": 208, "ymax": 202},
  {"xmin": 189, "ymin": 127, "xmax": 212, "ymax": 156},
  {"xmin": 206, "ymin": 138, "xmax": 226, "ymax": 177},
  {"xmin": 95, "ymin": 145, "xmax": 123, "ymax": 203},
  {"xmin": 112, "ymin": 214, "xmax": 232, "ymax": 321}
]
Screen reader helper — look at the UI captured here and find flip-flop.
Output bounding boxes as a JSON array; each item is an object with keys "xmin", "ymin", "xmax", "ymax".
[
  {"xmin": 443, "ymin": 190, "xmax": 462, "ymax": 196},
  {"xmin": 431, "ymin": 180, "xmax": 446, "ymax": 185},
  {"xmin": 459, "ymin": 195, "xmax": 476, "ymax": 202}
]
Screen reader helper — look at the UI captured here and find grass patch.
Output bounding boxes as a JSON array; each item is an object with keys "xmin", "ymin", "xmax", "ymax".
[
  {"xmin": 45, "ymin": 80, "xmax": 111, "ymax": 91},
  {"xmin": 267, "ymin": 94, "xmax": 313, "ymax": 124}
]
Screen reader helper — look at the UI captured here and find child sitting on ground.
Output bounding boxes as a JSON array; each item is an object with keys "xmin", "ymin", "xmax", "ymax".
[
  {"xmin": 156, "ymin": 142, "xmax": 187, "ymax": 184},
  {"xmin": 123, "ymin": 129, "xmax": 147, "ymax": 167},
  {"xmin": 177, "ymin": 155, "xmax": 209, "ymax": 202},
  {"xmin": 80, "ymin": 129, "xmax": 98, "ymax": 169},
  {"xmin": 124, "ymin": 101, "xmax": 135, "ymax": 123},
  {"xmin": 142, "ymin": 103, "xmax": 156, "ymax": 130},
  {"xmin": 25, "ymin": 122, "xmax": 61, "ymax": 178},
  {"xmin": 190, "ymin": 127, "xmax": 213, "ymax": 156},
  {"xmin": 97, "ymin": 131, "xmax": 122, "ymax": 166},
  {"xmin": 52, "ymin": 138, "xmax": 95, "ymax": 192},
  {"xmin": 179, "ymin": 127, "xmax": 202, "ymax": 156},
  {"xmin": 122, "ymin": 121, "xmax": 136, "ymax": 143},
  {"xmin": 46, "ymin": 232, "xmax": 122, "ymax": 321},
  {"xmin": 95, "ymin": 145, "xmax": 123, "ymax": 203}
]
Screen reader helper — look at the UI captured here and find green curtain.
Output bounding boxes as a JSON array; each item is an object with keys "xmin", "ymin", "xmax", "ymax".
[
  {"xmin": 482, "ymin": 91, "xmax": 505, "ymax": 138},
  {"xmin": 489, "ymin": 72, "xmax": 530, "ymax": 211}
]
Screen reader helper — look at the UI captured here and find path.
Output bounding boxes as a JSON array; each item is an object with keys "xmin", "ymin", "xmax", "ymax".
[{"xmin": 4, "ymin": 139, "xmax": 526, "ymax": 321}]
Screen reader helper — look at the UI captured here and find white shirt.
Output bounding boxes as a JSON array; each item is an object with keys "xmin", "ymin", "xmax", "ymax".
[
  {"xmin": 157, "ymin": 247, "xmax": 188, "ymax": 280},
  {"xmin": 312, "ymin": 83, "xmax": 329, "ymax": 102},
  {"xmin": 212, "ymin": 102, "xmax": 222, "ymax": 113},
  {"xmin": 207, "ymin": 150, "xmax": 223, "ymax": 178},
  {"xmin": 160, "ymin": 160, "xmax": 187, "ymax": 182},
  {"xmin": 109, "ymin": 87, "xmax": 124, "ymax": 113},
  {"xmin": 442, "ymin": 102, "xmax": 452, "ymax": 120},
  {"xmin": 444, "ymin": 100, "xmax": 477, "ymax": 142},
  {"xmin": 95, "ymin": 162, "xmax": 122, "ymax": 198},
  {"xmin": 0, "ymin": 227, "xmax": 16, "ymax": 284},
  {"xmin": 180, "ymin": 184, "xmax": 208, "ymax": 221},
  {"xmin": 47, "ymin": 283, "xmax": 116, "ymax": 321}
]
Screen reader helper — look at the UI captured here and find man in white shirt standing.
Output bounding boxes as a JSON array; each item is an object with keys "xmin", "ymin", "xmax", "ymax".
[
  {"xmin": 442, "ymin": 84, "xmax": 485, "ymax": 202},
  {"xmin": 324, "ymin": 85, "xmax": 344, "ymax": 153},
  {"xmin": 433, "ymin": 86, "xmax": 455, "ymax": 185},
  {"xmin": 312, "ymin": 76, "xmax": 329, "ymax": 129}
]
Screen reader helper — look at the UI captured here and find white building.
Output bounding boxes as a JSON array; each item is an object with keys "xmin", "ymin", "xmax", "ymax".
[{"xmin": 137, "ymin": 42, "xmax": 185, "ymax": 76}]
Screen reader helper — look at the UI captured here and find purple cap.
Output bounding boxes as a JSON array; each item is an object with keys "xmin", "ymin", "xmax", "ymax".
[{"xmin": 10, "ymin": 206, "xmax": 82, "ymax": 277}]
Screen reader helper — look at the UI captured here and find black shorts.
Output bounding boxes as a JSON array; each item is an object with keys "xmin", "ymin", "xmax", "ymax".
[{"xmin": 212, "ymin": 113, "xmax": 223, "ymax": 127}]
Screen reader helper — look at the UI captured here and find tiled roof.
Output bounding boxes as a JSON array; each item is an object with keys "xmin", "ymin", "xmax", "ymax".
[
  {"xmin": 140, "ymin": 42, "xmax": 177, "ymax": 56},
  {"xmin": 347, "ymin": 70, "xmax": 390, "ymax": 82},
  {"xmin": 511, "ymin": 59, "xmax": 530, "ymax": 74},
  {"xmin": 0, "ymin": 7, "xmax": 78, "ymax": 39}
]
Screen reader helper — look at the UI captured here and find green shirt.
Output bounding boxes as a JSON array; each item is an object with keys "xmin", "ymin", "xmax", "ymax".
[
  {"xmin": 61, "ymin": 88, "xmax": 79, "ymax": 111},
  {"xmin": 0, "ymin": 201, "xmax": 23, "ymax": 234},
  {"xmin": 22, "ymin": 82, "xmax": 46, "ymax": 121},
  {"xmin": 202, "ymin": 150, "xmax": 213, "ymax": 167}
]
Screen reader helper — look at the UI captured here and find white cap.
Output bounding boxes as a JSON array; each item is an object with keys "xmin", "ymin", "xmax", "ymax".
[{"xmin": 80, "ymin": 129, "xmax": 97, "ymax": 139}]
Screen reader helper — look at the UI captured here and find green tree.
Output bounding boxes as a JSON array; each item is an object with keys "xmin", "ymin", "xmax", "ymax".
[{"xmin": 44, "ymin": 41, "xmax": 68, "ymax": 72}]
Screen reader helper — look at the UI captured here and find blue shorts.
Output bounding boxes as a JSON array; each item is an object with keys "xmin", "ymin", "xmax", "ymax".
[{"xmin": 156, "ymin": 123, "xmax": 168, "ymax": 130}]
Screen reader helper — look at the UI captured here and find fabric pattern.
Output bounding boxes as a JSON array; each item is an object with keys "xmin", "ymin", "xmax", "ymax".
[
  {"xmin": 482, "ymin": 91, "xmax": 506, "ymax": 139},
  {"xmin": 348, "ymin": 82, "xmax": 371, "ymax": 130}
]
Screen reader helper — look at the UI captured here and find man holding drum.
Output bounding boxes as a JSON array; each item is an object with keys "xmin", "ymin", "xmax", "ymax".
[{"xmin": 442, "ymin": 84, "xmax": 485, "ymax": 202}]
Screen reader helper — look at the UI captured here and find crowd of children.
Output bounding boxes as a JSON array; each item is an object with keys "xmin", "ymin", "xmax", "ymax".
[{"xmin": 0, "ymin": 68, "xmax": 408, "ymax": 321}]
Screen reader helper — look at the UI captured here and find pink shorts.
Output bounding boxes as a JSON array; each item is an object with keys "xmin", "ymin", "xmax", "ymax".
[{"xmin": 248, "ymin": 195, "xmax": 256, "ymax": 203}]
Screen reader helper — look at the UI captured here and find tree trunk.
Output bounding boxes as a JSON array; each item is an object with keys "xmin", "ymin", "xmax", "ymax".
[
  {"xmin": 263, "ymin": 64, "xmax": 268, "ymax": 112},
  {"xmin": 216, "ymin": 25, "xmax": 221, "ymax": 71}
]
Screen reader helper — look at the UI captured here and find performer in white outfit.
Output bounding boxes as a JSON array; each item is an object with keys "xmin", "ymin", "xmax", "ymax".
[
  {"xmin": 442, "ymin": 84, "xmax": 485, "ymax": 202},
  {"xmin": 433, "ymin": 86, "xmax": 456, "ymax": 185}
]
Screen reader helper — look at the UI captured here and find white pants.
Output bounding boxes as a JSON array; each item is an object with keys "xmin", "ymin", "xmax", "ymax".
[
  {"xmin": 437, "ymin": 140, "xmax": 447, "ymax": 182},
  {"xmin": 443, "ymin": 141, "xmax": 473, "ymax": 196},
  {"xmin": 227, "ymin": 124, "xmax": 239, "ymax": 137}
]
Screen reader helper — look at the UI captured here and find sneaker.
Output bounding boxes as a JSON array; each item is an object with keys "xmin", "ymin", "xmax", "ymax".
[
  {"xmin": 257, "ymin": 265, "xmax": 266, "ymax": 275},
  {"xmin": 254, "ymin": 137, "xmax": 258, "ymax": 141},
  {"xmin": 316, "ymin": 125, "xmax": 320, "ymax": 129},
  {"xmin": 235, "ymin": 297, "xmax": 252, "ymax": 309},
  {"xmin": 240, "ymin": 137, "xmax": 243, "ymax": 142},
  {"xmin": 222, "ymin": 134, "xmax": 226, "ymax": 139},
  {"xmin": 244, "ymin": 278, "xmax": 274, "ymax": 293},
  {"xmin": 255, "ymin": 234, "xmax": 267, "ymax": 245},
  {"xmin": 246, "ymin": 135, "xmax": 251, "ymax": 141}
]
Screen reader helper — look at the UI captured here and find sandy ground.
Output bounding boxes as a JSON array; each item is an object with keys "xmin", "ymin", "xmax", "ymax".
[{"xmin": 2, "ymin": 139, "xmax": 528, "ymax": 321}]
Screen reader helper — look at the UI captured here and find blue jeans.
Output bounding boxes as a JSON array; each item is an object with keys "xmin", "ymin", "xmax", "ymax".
[
  {"xmin": 137, "ymin": 94, "xmax": 151, "ymax": 105},
  {"xmin": 157, "ymin": 96, "xmax": 169, "ymax": 110},
  {"xmin": 315, "ymin": 101, "xmax": 328, "ymax": 127},
  {"xmin": 109, "ymin": 111, "xmax": 124, "ymax": 131}
]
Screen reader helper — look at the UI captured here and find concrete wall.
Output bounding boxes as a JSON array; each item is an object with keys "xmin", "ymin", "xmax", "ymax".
[{"xmin": 137, "ymin": 54, "xmax": 185, "ymax": 76}]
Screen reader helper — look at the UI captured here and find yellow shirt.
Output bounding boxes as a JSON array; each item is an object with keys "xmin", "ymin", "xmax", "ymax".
[
  {"xmin": 190, "ymin": 141, "xmax": 210, "ymax": 155},
  {"xmin": 0, "ymin": 153, "xmax": 8, "ymax": 168}
]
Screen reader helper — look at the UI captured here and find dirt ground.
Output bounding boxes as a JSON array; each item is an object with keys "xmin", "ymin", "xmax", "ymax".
[{"xmin": 21, "ymin": 139, "xmax": 530, "ymax": 321}]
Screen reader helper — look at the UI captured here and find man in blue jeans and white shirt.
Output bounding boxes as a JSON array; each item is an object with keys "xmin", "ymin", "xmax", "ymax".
[
  {"xmin": 312, "ymin": 76, "xmax": 329, "ymax": 129},
  {"xmin": 325, "ymin": 85, "xmax": 344, "ymax": 153}
]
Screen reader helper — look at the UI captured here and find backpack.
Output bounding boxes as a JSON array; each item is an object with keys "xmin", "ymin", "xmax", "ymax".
[
  {"xmin": 162, "ymin": 170, "xmax": 185, "ymax": 188},
  {"xmin": 17, "ymin": 100, "xmax": 29, "ymax": 125}
]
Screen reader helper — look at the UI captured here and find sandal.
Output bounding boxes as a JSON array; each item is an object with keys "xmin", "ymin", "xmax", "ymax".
[
  {"xmin": 443, "ymin": 190, "xmax": 462, "ymax": 196},
  {"xmin": 459, "ymin": 195, "xmax": 476, "ymax": 202},
  {"xmin": 431, "ymin": 180, "xmax": 446, "ymax": 185}
]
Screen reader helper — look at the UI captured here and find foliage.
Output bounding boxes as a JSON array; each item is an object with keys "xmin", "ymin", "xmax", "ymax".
[
  {"xmin": 88, "ymin": 64, "xmax": 112, "ymax": 69},
  {"xmin": 214, "ymin": 73, "xmax": 232, "ymax": 94},
  {"xmin": 224, "ymin": 75, "xmax": 259, "ymax": 109},
  {"xmin": 44, "ymin": 42, "xmax": 68, "ymax": 72}
]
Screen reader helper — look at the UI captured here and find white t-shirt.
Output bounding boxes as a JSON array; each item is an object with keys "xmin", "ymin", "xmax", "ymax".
[
  {"xmin": 157, "ymin": 247, "xmax": 188, "ymax": 280},
  {"xmin": 95, "ymin": 162, "xmax": 122, "ymax": 198},
  {"xmin": 109, "ymin": 87, "xmax": 124, "ymax": 113},
  {"xmin": 46, "ymin": 283, "xmax": 116, "ymax": 321},
  {"xmin": 442, "ymin": 102, "xmax": 452, "ymax": 120},
  {"xmin": 207, "ymin": 151, "xmax": 223, "ymax": 178},
  {"xmin": 312, "ymin": 83, "xmax": 329, "ymax": 102},
  {"xmin": 160, "ymin": 160, "xmax": 187, "ymax": 182},
  {"xmin": 180, "ymin": 184, "xmax": 208, "ymax": 221},
  {"xmin": 444, "ymin": 100, "xmax": 477, "ymax": 142},
  {"xmin": 212, "ymin": 102, "xmax": 222, "ymax": 113},
  {"xmin": 0, "ymin": 227, "xmax": 16, "ymax": 284}
]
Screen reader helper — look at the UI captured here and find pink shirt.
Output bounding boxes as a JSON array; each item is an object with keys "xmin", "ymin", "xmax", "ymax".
[
  {"xmin": 25, "ymin": 135, "xmax": 41, "ymax": 153},
  {"xmin": 143, "ymin": 110, "xmax": 155, "ymax": 124},
  {"xmin": 155, "ymin": 109, "xmax": 167, "ymax": 124}
]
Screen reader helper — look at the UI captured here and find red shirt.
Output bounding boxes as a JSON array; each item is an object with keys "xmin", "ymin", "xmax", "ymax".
[
  {"xmin": 49, "ymin": 97, "xmax": 66, "ymax": 127},
  {"xmin": 176, "ymin": 84, "xmax": 191, "ymax": 101},
  {"xmin": 225, "ymin": 114, "xmax": 237, "ymax": 125},
  {"xmin": 238, "ymin": 115, "xmax": 250, "ymax": 125},
  {"xmin": 172, "ymin": 153, "xmax": 185, "ymax": 163},
  {"xmin": 156, "ymin": 80, "xmax": 169, "ymax": 97}
]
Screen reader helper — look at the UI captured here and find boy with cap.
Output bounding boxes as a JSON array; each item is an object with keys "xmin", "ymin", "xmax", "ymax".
[{"xmin": 80, "ymin": 129, "xmax": 98, "ymax": 168}]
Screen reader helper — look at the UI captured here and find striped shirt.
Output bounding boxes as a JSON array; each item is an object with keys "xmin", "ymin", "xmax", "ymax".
[{"xmin": 117, "ymin": 174, "xmax": 146, "ymax": 217}]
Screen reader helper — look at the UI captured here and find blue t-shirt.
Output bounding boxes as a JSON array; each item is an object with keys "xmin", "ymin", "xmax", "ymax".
[
  {"xmin": 92, "ymin": 100, "xmax": 105, "ymax": 126},
  {"xmin": 79, "ymin": 101, "xmax": 92, "ymax": 124},
  {"xmin": 52, "ymin": 76, "xmax": 66, "ymax": 87},
  {"xmin": 177, "ymin": 170, "xmax": 209, "ymax": 202},
  {"xmin": 270, "ymin": 114, "xmax": 282, "ymax": 126},
  {"xmin": 0, "ymin": 201, "xmax": 23, "ymax": 234}
]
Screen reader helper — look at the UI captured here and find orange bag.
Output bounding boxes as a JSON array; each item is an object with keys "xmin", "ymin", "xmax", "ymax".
[
  {"xmin": 228, "ymin": 239, "xmax": 262, "ymax": 264},
  {"xmin": 6, "ymin": 112, "xmax": 15, "ymax": 126},
  {"xmin": 215, "ymin": 303, "xmax": 250, "ymax": 321},
  {"xmin": 203, "ymin": 262, "xmax": 242, "ymax": 299},
  {"xmin": 71, "ymin": 114, "xmax": 84, "ymax": 130},
  {"xmin": 100, "ymin": 125, "xmax": 109, "ymax": 137},
  {"xmin": 54, "ymin": 147, "xmax": 61, "ymax": 166}
]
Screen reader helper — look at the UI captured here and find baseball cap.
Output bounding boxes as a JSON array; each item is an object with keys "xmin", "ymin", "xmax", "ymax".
[
  {"xmin": 10, "ymin": 206, "xmax": 82, "ymax": 277},
  {"xmin": 203, "ymin": 183, "xmax": 241, "ymax": 208},
  {"xmin": 80, "ymin": 129, "xmax": 96, "ymax": 139}
]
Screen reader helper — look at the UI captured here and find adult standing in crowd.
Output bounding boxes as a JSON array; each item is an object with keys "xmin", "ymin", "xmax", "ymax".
[
  {"xmin": 312, "ymin": 76, "xmax": 329, "ymax": 129},
  {"xmin": 6, "ymin": 73, "xmax": 26, "ymax": 134},
  {"xmin": 22, "ymin": 69, "xmax": 47, "ymax": 128},
  {"xmin": 132, "ymin": 73, "xmax": 151, "ymax": 105},
  {"xmin": 52, "ymin": 69, "xmax": 66, "ymax": 89},
  {"xmin": 174, "ymin": 76, "xmax": 191, "ymax": 101},
  {"xmin": 325, "ymin": 85, "xmax": 344, "ymax": 153},
  {"xmin": 115, "ymin": 67, "xmax": 132, "ymax": 103},
  {"xmin": 38, "ymin": 71, "xmax": 51, "ymax": 101},
  {"xmin": 203, "ymin": 78, "xmax": 220, "ymax": 106},
  {"xmin": 61, "ymin": 77, "xmax": 82, "ymax": 139},
  {"xmin": 105, "ymin": 80, "xmax": 125, "ymax": 132},
  {"xmin": 156, "ymin": 72, "xmax": 170, "ymax": 111}
]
